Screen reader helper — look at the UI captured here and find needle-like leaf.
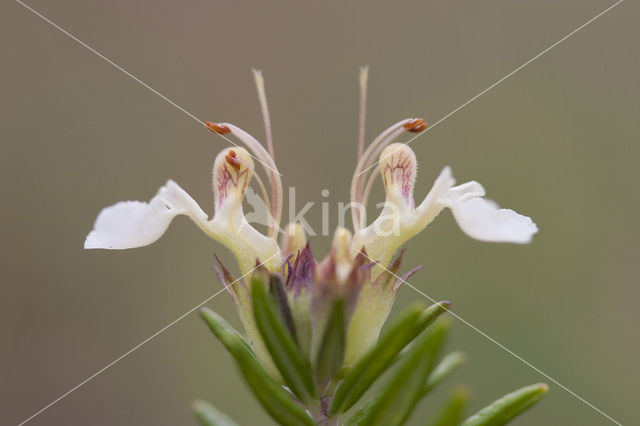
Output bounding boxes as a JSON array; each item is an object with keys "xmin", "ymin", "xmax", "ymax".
[
  {"xmin": 345, "ymin": 353, "xmax": 466, "ymax": 426},
  {"xmin": 200, "ymin": 308, "xmax": 316, "ymax": 426},
  {"xmin": 252, "ymin": 271, "xmax": 317, "ymax": 402},
  {"xmin": 349, "ymin": 321, "xmax": 449, "ymax": 426},
  {"xmin": 315, "ymin": 298, "xmax": 347, "ymax": 388},
  {"xmin": 427, "ymin": 386, "xmax": 469, "ymax": 426},
  {"xmin": 421, "ymin": 351, "xmax": 466, "ymax": 396},
  {"xmin": 331, "ymin": 301, "xmax": 450, "ymax": 415},
  {"xmin": 269, "ymin": 273, "xmax": 299, "ymax": 344},
  {"xmin": 461, "ymin": 383, "xmax": 548, "ymax": 426},
  {"xmin": 192, "ymin": 399, "xmax": 238, "ymax": 426}
]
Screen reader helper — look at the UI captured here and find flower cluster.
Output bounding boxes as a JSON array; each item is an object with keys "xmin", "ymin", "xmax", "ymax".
[{"xmin": 85, "ymin": 68, "xmax": 540, "ymax": 425}]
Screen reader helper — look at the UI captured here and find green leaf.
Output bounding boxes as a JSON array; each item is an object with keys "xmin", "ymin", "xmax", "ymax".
[
  {"xmin": 315, "ymin": 298, "xmax": 347, "ymax": 387},
  {"xmin": 330, "ymin": 303, "xmax": 422, "ymax": 415},
  {"xmin": 252, "ymin": 272, "xmax": 317, "ymax": 402},
  {"xmin": 192, "ymin": 399, "xmax": 238, "ymax": 426},
  {"xmin": 351, "ymin": 321, "xmax": 449, "ymax": 426},
  {"xmin": 427, "ymin": 386, "xmax": 469, "ymax": 426},
  {"xmin": 413, "ymin": 301, "xmax": 452, "ymax": 336},
  {"xmin": 268, "ymin": 273, "xmax": 299, "ymax": 344},
  {"xmin": 199, "ymin": 308, "xmax": 315, "ymax": 426},
  {"xmin": 461, "ymin": 383, "xmax": 548, "ymax": 426},
  {"xmin": 197, "ymin": 302, "xmax": 255, "ymax": 356},
  {"xmin": 331, "ymin": 301, "xmax": 450, "ymax": 415},
  {"xmin": 421, "ymin": 351, "xmax": 466, "ymax": 396},
  {"xmin": 347, "ymin": 350, "xmax": 464, "ymax": 426},
  {"xmin": 345, "ymin": 398, "xmax": 376, "ymax": 426}
]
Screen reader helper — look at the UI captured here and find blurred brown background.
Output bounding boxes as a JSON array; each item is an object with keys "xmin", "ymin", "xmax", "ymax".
[{"xmin": 1, "ymin": 0, "xmax": 638, "ymax": 424}]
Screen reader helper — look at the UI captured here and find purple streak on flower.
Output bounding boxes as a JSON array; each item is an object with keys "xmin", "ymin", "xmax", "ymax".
[{"xmin": 285, "ymin": 243, "xmax": 316, "ymax": 298}]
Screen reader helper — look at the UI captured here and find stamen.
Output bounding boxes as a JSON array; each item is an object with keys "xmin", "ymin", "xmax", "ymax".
[
  {"xmin": 236, "ymin": 155, "xmax": 273, "ymax": 232},
  {"xmin": 350, "ymin": 118, "xmax": 426, "ymax": 229},
  {"xmin": 252, "ymin": 69, "xmax": 275, "ymax": 161},
  {"xmin": 361, "ymin": 168, "xmax": 379, "ymax": 216},
  {"xmin": 357, "ymin": 66, "xmax": 369, "ymax": 162},
  {"xmin": 215, "ymin": 123, "xmax": 283, "ymax": 239},
  {"xmin": 350, "ymin": 119, "xmax": 412, "ymax": 230},
  {"xmin": 353, "ymin": 126, "xmax": 405, "ymax": 228},
  {"xmin": 205, "ymin": 121, "xmax": 231, "ymax": 134},
  {"xmin": 403, "ymin": 118, "xmax": 428, "ymax": 133},
  {"xmin": 364, "ymin": 127, "xmax": 406, "ymax": 171},
  {"xmin": 361, "ymin": 122, "xmax": 425, "ymax": 209}
]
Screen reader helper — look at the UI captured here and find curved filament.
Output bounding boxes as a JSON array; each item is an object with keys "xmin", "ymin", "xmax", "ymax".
[
  {"xmin": 350, "ymin": 119, "xmax": 412, "ymax": 230},
  {"xmin": 207, "ymin": 122, "xmax": 283, "ymax": 238}
]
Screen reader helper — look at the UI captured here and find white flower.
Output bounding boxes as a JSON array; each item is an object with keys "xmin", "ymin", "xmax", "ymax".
[
  {"xmin": 351, "ymin": 142, "xmax": 537, "ymax": 270},
  {"xmin": 85, "ymin": 146, "xmax": 281, "ymax": 276},
  {"xmin": 85, "ymin": 68, "xmax": 538, "ymax": 366}
]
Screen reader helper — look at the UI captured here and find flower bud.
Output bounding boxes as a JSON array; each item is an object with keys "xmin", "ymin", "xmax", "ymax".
[
  {"xmin": 281, "ymin": 223, "xmax": 307, "ymax": 258},
  {"xmin": 329, "ymin": 227, "xmax": 353, "ymax": 283}
]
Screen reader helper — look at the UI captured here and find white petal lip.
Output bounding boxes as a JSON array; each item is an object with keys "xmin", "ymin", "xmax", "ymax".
[
  {"xmin": 450, "ymin": 197, "xmax": 538, "ymax": 244},
  {"xmin": 84, "ymin": 198, "xmax": 176, "ymax": 249},
  {"xmin": 84, "ymin": 180, "xmax": 210, "ymax": 250},
  {"xmin": 84, "ymin": 179, "xmax": 282, "ymax": 274}
]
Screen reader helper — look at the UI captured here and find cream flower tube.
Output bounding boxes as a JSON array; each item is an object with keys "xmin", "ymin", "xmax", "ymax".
[
  {"xmin": 85, "ymin": 147, "xmax": 281, "ymax": 277},
  {"xmin": 352, "ymin": 143, "xmax": 537, "ymax": 270}
]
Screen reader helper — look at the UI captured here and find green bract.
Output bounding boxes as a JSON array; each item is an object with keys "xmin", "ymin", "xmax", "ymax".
[
  {"xmin": 200, "ymin": 308, "xmax": 315, "ymax": 426},
  {"xmin": 197, "ymin": 296, "xmax": 546, "ymax": 426},
  {"xmin": 251, "ymin": 271, "xmax": 316, "ymax": 402}
]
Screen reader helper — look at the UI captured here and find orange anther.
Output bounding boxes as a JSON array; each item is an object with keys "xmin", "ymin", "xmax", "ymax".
[
  {"xmin": 407, "ymin": 122, "xmax": 427, "ymax": 133},
  {"xmin": 205, "ymin": 121, "xmax": 231, "ymax": 134},
  {"xmin": 404, "ymin": 118, "xmax": 427, "ymax": 133},
  {"xmin": 403, "ymin": 118, "xmax": 423, "ymax": 129}
]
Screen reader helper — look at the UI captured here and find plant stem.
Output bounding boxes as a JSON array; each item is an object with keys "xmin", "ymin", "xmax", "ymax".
[{"xmin": 309, "ymin": 396, "xmax": 338, "ymax": 426}]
